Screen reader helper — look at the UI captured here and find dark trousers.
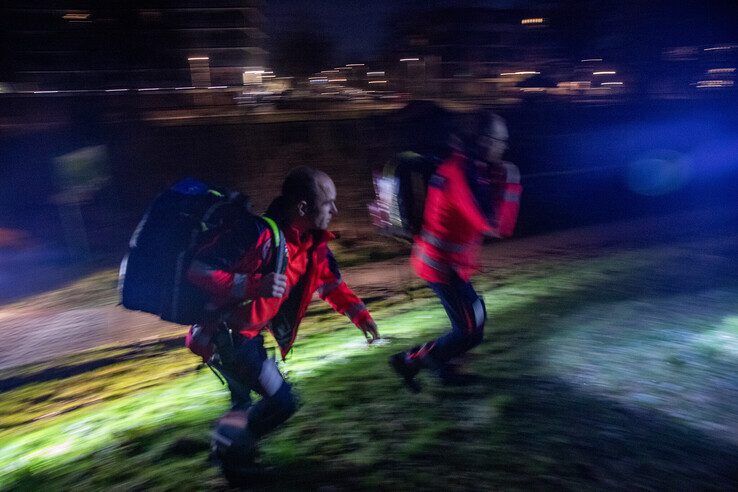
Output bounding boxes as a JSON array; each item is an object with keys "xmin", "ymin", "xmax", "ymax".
[
  {"xmin": 218, "ymin": 334, "xmax": 297, "ymax": 438},
  {"xmin": 408, "ymin": 275, "xmax": 486, "ymax": 367}
]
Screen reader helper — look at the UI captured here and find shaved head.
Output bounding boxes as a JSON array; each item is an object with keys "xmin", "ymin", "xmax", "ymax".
[{"xmin": 276, "ymin": 166, "xmax": 338, "ymax": 232}]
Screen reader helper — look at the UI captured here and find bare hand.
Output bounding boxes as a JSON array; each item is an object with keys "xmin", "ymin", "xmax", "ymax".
[
  {"xmin": 259, "ymin": 273, "xmax": 287, "ymax": 298},
  {"xmin": 360, "ymin": 320, "xmax": 380, "ymax": 343}
]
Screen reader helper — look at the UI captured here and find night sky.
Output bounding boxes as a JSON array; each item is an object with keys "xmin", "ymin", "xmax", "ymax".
[
  {"xmin": 263, "ymin": 0, "xmax": 738, "ymax": 69},
  {"xmin": 264, "ymin": 0, "xmax": 535, "ymax": 65}
]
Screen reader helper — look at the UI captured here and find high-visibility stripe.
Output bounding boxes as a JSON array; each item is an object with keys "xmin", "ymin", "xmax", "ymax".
[
  {"xmin": 211, "ymin": 432, "xmax": 233, "ymax": 447},
  {"xmin": 408, "ymin": 342, "xmax": 436, "ymax": 360},
  {"xmin": 414, "ymin": 245, "xmax": 452, "ymax": 274},
  {"xmin": 317, "ymin": 279, "xmax": 343, "ymax": 297},
  {"xmin": 345, "ymin": 302, "xmax": 367, "ymax": 320},
  {"xmin": 503, "ymin": 190, "xmax": 520, "ymax": 203},
  {"xmin": 420, "ymin": 229, "xmax": 467, "ymax": 253},
  {"xmin": 231, "ymin": 273, "xmax": 248, "ymax": 298},
  {"xmin": 502, "ymin": 162, "xmax": 520, "ymax": 184},
  {"xmin": 258, "ymin": 358, "xmax": 284, "ymax": 396},
  {"xmin": 218, "ymin": 413, "xmax": 249, "ymax": 429},
  {"xmin": 472, "ymin": 297, "xmax": 485, "ymax": 328}
]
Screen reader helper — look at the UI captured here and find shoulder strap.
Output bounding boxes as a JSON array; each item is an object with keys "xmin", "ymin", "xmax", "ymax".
[{"xmin": 261, "ymin": 215, "xmax": 287, "ymax": 274}]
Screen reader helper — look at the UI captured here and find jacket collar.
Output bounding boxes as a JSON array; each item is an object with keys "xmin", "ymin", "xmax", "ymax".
[{"xmin": 282, "ymin": 223, "xmax": 335, "ymax": 247}]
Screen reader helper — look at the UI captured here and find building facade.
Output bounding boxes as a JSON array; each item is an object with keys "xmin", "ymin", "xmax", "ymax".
[{"xmin": 0, "ymin": 1, "xmax": 266, "ymax": 90}]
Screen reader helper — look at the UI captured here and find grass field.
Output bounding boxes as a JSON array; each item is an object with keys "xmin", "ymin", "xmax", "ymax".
[{"xmin": 1, "ymin": 233, "xmax": 736, "ymax": 490}]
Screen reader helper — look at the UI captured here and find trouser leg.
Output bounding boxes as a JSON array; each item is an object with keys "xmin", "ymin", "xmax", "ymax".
[
  {"xmin": 228, "ymin": 334, "xmax": 298, "ymax": 438},
  {"xmin": 225, "ymin": 377, "xmax": 252, "ymax": 411},
  {"xmin": 407, "ymin": 277, "xmax": 486, "ymax": 368}
]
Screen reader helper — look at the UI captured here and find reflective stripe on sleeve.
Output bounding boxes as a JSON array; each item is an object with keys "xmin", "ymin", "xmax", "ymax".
[
  {"xmin": 345, "ymin": 302, "xmax": 367, "ymax": 320},
  {"xmin": 317, "ymin": 279, "xmax": 343, "ymax": 297},
  {"xmin": 502, "ymin": 162, "xmax": 520, "ymax": 184},
  {"xmin": 231, "ymin": 273, "xmax": 248, "ymax": 298},
  {"xmin": 503, "ymin": 190, "xmax": 520, "ymax": 203}
]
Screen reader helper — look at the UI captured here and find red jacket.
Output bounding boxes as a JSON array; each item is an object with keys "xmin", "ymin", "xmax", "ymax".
[
  {"xmin": 188, "ymin": 223, "xmax": 372, "ymax": 359},
  {"xmin": 411, "ymin": 152, "xmax": 494, "ymax": 284}
]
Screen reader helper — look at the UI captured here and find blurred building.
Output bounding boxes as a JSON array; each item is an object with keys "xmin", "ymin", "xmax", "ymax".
[
  {"xmin": 0, "ymin": 1, "xmax": 266, "ymax": 90},
  {"xmin": 382, "ymin": 1, "xmax": 737, "ymax": 101},
  {"xmin": 562, "ymin": 0, "xmax": 737, "ymax": 99},
  {"xmin": 385, "ymin": 6, "xmax": 567, "ymax": 98}
]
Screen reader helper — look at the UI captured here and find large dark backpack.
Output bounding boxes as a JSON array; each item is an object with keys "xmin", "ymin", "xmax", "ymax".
[
  {"xmin": 368, "ymin": 151, "xmax": 439, "ymax": 241},
  {"xmin": 367, "ymin": 101, "xmax": 453, "ymax": 241},
  {"xmin": 119, "ymin": 178, "xmax": 286, "ymax": 325}
]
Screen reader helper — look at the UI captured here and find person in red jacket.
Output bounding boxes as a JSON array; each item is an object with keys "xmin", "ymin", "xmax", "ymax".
[
  {"xmin": 187, "ymin": 166, "xmax": 379, "ymax": 477},
  {"xmin": 390, "ymin": 110, "xmax": 511, "ymax": 392}
]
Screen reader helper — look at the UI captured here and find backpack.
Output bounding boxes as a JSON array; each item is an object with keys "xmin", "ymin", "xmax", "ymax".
[
  {"xmin": 368, "ymin": 151, "xmax": 438, "ymax": 241},
  {"xmin": 369, "ymin": 153, "xmax": 522, "ymax": 240},
  {"xmin": 118, "ymin": 177, "xmax": 286, "ymax": 325}
]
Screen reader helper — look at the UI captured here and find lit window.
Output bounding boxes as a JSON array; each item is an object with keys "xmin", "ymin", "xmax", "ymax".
[{"xmin": 63, "ymin": 11, "xmax": 91, "ymax": 21}]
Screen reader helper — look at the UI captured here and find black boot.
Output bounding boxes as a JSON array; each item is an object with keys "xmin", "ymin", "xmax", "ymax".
[
  {"xmin": 389, "ymin": 352, "xmax": 422, "ymax": 393},
  {"xmin": 210, "ymin": 410, "xmax": 260, "ymax": 486}
]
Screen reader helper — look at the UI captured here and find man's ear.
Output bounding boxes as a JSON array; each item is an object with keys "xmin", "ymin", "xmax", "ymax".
[{"xmin": 296, "ymin": 200, "xmax": 308, "ymax": 217}]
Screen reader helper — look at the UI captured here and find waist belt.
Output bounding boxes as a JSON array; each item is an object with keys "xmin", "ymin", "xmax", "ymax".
[{"xmin": 420, "ymin": 229, "xmax": 468, "ymax": 253}]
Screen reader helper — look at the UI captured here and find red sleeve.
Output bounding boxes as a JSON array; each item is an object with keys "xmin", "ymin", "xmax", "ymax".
[
  {"xmin": 187, "ymin": 228, "xmax": 271, "ymax": 305},
  {"xmin": 444, "ymin": 161, "xmax": 493, "ymax": 234},
  {"xmin": 316, "ymin": 248, "xmax": 373, "ymax": 327}
]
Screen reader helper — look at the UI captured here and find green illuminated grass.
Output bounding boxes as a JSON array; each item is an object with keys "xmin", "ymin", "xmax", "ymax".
[{"xmin": 1, "ymin": 238, "xmax": 736, "ymax": 490}]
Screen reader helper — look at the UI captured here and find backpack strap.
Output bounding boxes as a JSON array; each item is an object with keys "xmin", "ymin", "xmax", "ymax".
[
  {"xmin": 230, "ymin": 215, "xmax": 286, "ymax": 312},
  {"xmin": 261, "ymin": 215, "xmax": 287, "ymax": 275}
]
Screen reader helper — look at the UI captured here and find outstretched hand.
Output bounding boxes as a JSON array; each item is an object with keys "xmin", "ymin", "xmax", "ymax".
[{"xmin": 359, "ymin": 320, "xmax": 380, "ymax": 343}]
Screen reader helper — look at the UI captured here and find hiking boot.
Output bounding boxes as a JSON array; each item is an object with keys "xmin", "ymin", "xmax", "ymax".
[
  {"xmin": 210, "ymin": 410, "xmax": 258, "ymax": 477},
  {"xmin": 389, "ymin": 352, "xmax": 421, "ymax": 393}
]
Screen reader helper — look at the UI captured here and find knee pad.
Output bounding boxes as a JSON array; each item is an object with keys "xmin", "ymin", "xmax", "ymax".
[
  {"xmin": 468, "ymin": 296, "xmax": 486, "ymax": 347},
  {"xmin": 271, "ymin": 381, "xmax": 298, "ymax": 418},
  {"xmin": 246, "ymin": 381, "xmax": 298, "ymax": 438},
  {"xmin": 257, "ymin": 358, "xmax": 284, "ymax": 397},
  {"xmin": 258, "ymin": 358, "xmax": 297, "ymax": 417},
  {"xmin": 472, "ymin": 296, "xmax": 487, "ymax": 331},
  {"xmin": 471, "ymin": 297, "xmax": 487, "ymax": 333}
]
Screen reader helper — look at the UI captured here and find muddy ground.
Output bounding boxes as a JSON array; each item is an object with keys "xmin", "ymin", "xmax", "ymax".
[{"xmin": 1, "ymin": 205, "xmax": 735, "ymax": 372}]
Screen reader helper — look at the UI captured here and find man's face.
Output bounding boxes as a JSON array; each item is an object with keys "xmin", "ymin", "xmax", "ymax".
[{"xmin": 309, "ymin": 175, "xmax": 338, "ymax": 230}]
